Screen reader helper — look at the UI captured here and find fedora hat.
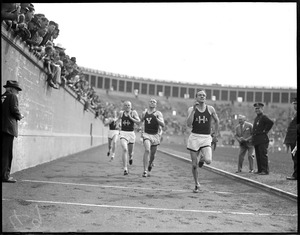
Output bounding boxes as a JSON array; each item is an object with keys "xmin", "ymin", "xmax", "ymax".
[
  {"xmin": 3, "ymin": 80, "xmax": 22, "ymax": 91},
  {"xmin": 54, "ymin": 43, "xmax": 65, "ymax": 50}
]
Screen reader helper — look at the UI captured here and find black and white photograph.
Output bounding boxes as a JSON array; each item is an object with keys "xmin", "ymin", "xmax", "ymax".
[{"xmin": 1, "ymin": 2, "xmax": 297, "ymax": 233}]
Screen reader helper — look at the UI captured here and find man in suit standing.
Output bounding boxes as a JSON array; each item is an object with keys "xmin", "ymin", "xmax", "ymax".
[
  {"xmin": 252, "ymin": 102, "xmax": 274, "ymax": 175},
  {"xmin": 234, "ymin": 114, "xmax": 254, "ymax": 173},
  {"xmin": 2, "ymin": 80, "xmax": 24, "ymax": 183},
  {"xmin": 284, "ymin": 97, "xmax": 297, "ymax": 180}
]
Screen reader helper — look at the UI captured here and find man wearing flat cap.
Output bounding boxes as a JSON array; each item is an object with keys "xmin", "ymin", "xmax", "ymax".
[
  {"xmin": 1, "ymin": 80, "xmax": 24, "ymax": 183},
  {"xmin": 284, "ymin": 97, "xmax": 297, "ymax": 180},
  {"xmin": 252, "ymin": 102, "xmax": 274, "ymax": 175}
]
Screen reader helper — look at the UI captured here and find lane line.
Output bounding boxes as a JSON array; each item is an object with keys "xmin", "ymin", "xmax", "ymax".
[
  {"xmin": 158, "ymin": 149, "xmax": 298, "ymax": 201},
  {"xmin": 2, "ymin": 198, "xmax": 296, "ymax": 217},
  {"xmin": 20, "ymin": 179, "xmax": 255, "ymax": 195}
]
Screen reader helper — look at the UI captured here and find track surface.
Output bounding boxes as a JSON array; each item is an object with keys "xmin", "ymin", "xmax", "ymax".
[{"xmin": 2, "ymin": 143, "xmax": 297, "ymax": 232}]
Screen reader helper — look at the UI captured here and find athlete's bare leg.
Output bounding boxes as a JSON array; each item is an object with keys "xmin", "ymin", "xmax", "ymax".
[
  {"xmin": 190, "ymin": 150, "xmax": 200, "ymax": 186},
  {"xmin": 149, "ymin": 145, "xmax": 157, "ymax": 167},
  {"xmin": 120, "ymin": 138, "xmax": 129, "ymax": 171},
  {"xmin": 143, "ymin": 139, "xmax": 151, "ymax": 172}
]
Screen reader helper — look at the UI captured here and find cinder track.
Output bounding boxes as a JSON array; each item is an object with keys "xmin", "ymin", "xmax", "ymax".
[{"xmin": 2, "ymin": 143, "xmax": 297, "ymax": 232}]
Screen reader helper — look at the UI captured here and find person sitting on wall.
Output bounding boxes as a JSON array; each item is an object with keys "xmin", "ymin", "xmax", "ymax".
[
  {"xmin": 25, "ymin": 17, "xmax": 41, "ymax": 48},
  {"xmin": 1, "ymin": 3, "xmax": 22, "ymax": 24},
  {"xmin": 2, "ymin": 3, "xmax": 30, "ymax": 40},
  {"xmin": 39, "ymin": 20, "xmax": 57, "ymax": 47},
  {"xmin": 30, "ymin": 27, "xmax": 48, "ymax": 57},
  {"xmin": 41, "ymin": 45, "xmax": 59, "ymax": 89}
]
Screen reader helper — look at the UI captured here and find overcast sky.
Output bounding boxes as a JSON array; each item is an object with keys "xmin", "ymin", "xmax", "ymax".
[{"xmin": 34, "ymin": 2, "xmax": 297, "ymax": 89}]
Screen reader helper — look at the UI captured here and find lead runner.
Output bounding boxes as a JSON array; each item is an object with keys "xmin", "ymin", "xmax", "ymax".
[{"xmin": 186, "ymin": 89, "xmax": 220, "ymax": 193}]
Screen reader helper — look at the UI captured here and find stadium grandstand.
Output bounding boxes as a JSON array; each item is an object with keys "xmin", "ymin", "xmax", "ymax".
[{"xmin": 81, "ymin": 66, "xmax": 296, "ymax": 105}]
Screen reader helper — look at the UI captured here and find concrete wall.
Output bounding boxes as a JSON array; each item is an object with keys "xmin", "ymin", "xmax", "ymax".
[{"xmin": 1, "ymin": 23, "xmax": 108, "ymax": 174}]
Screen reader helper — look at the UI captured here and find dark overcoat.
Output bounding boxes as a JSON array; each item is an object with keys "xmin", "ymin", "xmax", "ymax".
[
  {"xmin": 1, "ymin": 91, "xmax": 22, "ymax": 137},
  {"xmin": 252, "ymin": 113, "xmax": 274, "ymax": 146}
]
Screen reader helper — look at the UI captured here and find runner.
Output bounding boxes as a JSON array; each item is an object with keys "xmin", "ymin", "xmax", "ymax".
[
  {"xmin": 104, "ymin": 111, "xmax": 119, "ymax": 161},
  {"xmin": 117, "ymin": 101, "xmax": 140, "ymax": 175},
  {"xmin": 140, "ymin": 98, "xmax": 165, "ymax": 177},
  {"xmin": 186, "ymin": 89, "xmax": 220, "ymax": 193}
]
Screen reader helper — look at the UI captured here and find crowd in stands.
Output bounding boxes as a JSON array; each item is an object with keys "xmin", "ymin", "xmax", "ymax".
[{"xmin": 1, "ymin": 3, "xmax": 111, "ymax": 120}]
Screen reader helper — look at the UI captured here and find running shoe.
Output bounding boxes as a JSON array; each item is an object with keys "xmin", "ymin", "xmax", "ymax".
[
  {"xmin": 129, "ymin": 158, "xmax": 133, "ymax": 165},
  {"xmin": 198, "ymin": 161, "xmax": 204, "ymax": 168},
  {"xmin": 142, "ymin": 171, "xmax": 147, "ymax": 177},
  {"xmin": 193, "ymin": 184, "xmax": 200, "ymax": 193},
  {"xmin": 124, "ymin": 170, "xmax": 129, "ymax": 175},
  {"xmin": 107, "ymin": 151, "xmax": 110, "ymax": 157}
]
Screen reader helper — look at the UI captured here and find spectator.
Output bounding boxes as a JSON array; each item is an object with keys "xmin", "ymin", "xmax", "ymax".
[
  {"xmin": 52, "ymin": 27, "xmax": 60, "ymax": 41},
  {"xmin": 291, "ymin": 124, "xmax": 299, "ymax": 157},
  {"xmin": 41, "ymin": 45, "xmax": 58, "ymax": 89},
  {"xmin": 30, "ymin": 27, "xmax": 47, "ymax": 54},
  {"xmin": 1, "ymin": 3, "xmax": 22, "ymax": 22},
  {"xmin": 20, "ymin": 3, "xmax": 35, "ymax": 24},
  {"xmin": 2, "ymin": 80, "xmax": 24, "ymax": 183},
  {"xmin": 234, "ymin": 114, "xmax": 255, "ymax": 173},
  {"xmin": 51, "ymin": 50, "xmax": 64, "ymax": 87},
  {"xmin": 252, "ymin": 102, "xmax": 274, "ymax": 175},
  {"xmin": 2, "ymin": 4, "xmax": 29, "ymax": 40},
  {"xmin": 284, "ymin": 97, "xmax": 297, "ymax": 180},
  {"xmin": 36, "ymin": 15, "xmax": 49, "ymax": 30},
  {"xmin": 25, "ymin": 17, "xmax": 41, "ymax": 47},
  {"xmin": 39, "ymin": 20, "xmax": 57, "ymax": 47}
]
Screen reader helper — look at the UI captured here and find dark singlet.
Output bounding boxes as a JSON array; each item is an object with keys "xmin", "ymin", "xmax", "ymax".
[
  {"xmin": 144, "ymin": 111, "xmax": 159, "ymax": 134},
  {"xmin": 121, "ymin": 112, "xmax": 134, "ymax": 131},
  {"xmin": 192, "ymin": 105, "xmax": 212, "ymax": 134},
  {"xmin": 109, "ymin": 120, "xmax": 117, "ymax": 130}
]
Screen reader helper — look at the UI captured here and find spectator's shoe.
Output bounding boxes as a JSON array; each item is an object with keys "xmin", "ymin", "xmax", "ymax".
[
  {"xmin": 2, "ymin": 177, "xmax": 17, "ymax": 183},
  {"xmin": 198, "ymin": 161, "xmax": 204, "ymax": 168},
  {"xmin": 142, "ymin": 171, "xmax": 147, "ymax": 177},
  {"xmin": 129, "ymin": 158, "xmax": 133, "ymax": 165},
  {"xmin": 124, "ymin": 170, "xmax": 129, "ymax": 175},
  {"xmin": 254, "ymin": 171, "xmax": 261, "ymax": 174},
  {"xmin": 258, "ymin": 172, "xmax": 269, "ymax": 175},
  {"xmin": 193, "ymin": 184, "xmax": 200, "ymax": 193},
  {"xmin": 286, "ymin": 176, "xmax": 297, "ymax": 180},
  {"xmin": 148, "ymin": 162, "xmax": 153, "ymax": 172},
  {"xmin": 49, "ymin": 81, "xmax": 59, "ymax": 89},
  {"xmin": 249, "ymin": 170, "xmax": 254, "ymax": 173},
  {"xmin": 235, "ymin": 170, "xmax": 241, "ymax": 173}
]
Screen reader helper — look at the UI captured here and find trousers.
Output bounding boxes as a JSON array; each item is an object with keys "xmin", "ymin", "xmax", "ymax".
[
  {"xmin": 238, "ymin": 144, "xmax": 254, "ymax": 171},
  {"xmin": 254, "ymin": 143, "xmax": 269, "ymax": 173},
  {"xmin": 289, "ymin": 143, "xmax": 297, "ymax": 178},
  {"xmin": 2, "ymin": 132, "xmax": 14, "ymax": 180}
]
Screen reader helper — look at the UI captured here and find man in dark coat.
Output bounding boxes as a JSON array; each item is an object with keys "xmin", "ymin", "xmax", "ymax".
[
  {"xmin": 284, "ymin": 97, "xmax": 297, "ymax": 180},
  {"xmin": 252, "ymin": 102, "xmax": 274, "ymax": 175},
  {"xmin": 1, "ymin": 80, "xmax": 24, "ymax": 183}
]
